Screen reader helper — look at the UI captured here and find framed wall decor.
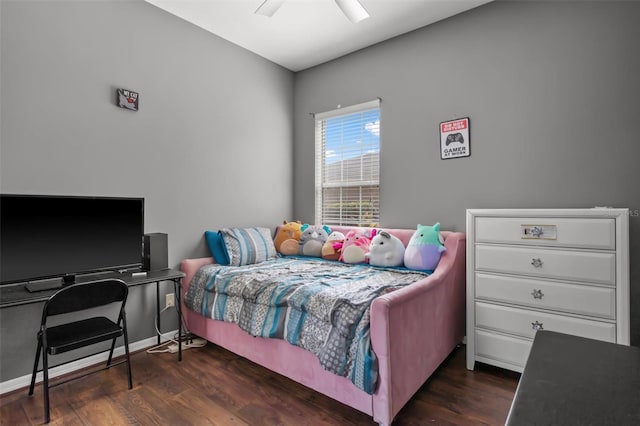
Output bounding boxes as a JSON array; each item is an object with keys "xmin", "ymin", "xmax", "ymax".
[
  {"xmin": 117, "ymin": 88, "xmax": 139, "ymax": 111},
  {"xmin": 440, "ymin": 117, "xmax": 470, "ymax": 159}
]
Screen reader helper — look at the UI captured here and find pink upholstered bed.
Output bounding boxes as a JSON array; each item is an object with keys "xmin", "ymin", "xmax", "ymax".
[{"xmin": 179, "ymin": 227, "xmax": 466, "ymax": 425}]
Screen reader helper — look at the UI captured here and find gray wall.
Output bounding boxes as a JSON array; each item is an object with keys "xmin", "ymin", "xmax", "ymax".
[
  {"xmin": 293, "ymin": 0, "xmax": 640, "ymax": 345},
  {"xmin": 0, "ymin": 0, "xmax": 294, "ymax": 382},
  {"xmin": 2, "ymin": 0, "xmax": 639, "ymax": 386}
]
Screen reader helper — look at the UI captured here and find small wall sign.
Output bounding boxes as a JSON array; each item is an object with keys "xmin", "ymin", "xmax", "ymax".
[
  {"xmin": 440, "ymin": 117, "xmax": 470, "ymax": 159},
  {"xmin": 117, "ymin": 88, "xmax": 139, "ymax": 111}
]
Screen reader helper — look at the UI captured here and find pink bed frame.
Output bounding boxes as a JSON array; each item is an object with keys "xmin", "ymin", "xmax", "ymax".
[{"xmin": 179, "ymin": 227, "xmax": 466, "ymax": 425}]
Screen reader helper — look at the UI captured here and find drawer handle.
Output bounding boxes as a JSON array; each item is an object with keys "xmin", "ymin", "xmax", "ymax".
[
  {"xmin": 531, "ymin": 289, "xmax": 544, "ymax": 299},
  {"xmin": 530, "ymin": 226, "xmax": 544, "ymax": 238},
  {"xmin": 531, "ymin": 321, "xmax": 544, "ymax": 331},
  {"xmin": 531, "ymin": 258, "xmax": 543, "ymax": 268}
]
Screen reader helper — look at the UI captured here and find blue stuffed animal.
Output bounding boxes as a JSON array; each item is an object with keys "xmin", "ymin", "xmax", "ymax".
[
  {"xmin": 404, "ymin": 223, "xmax": 446, "ymax": 271},
  {"xmin": 298, "ymin": 224, "xmax": 331, "ymax": 257}
]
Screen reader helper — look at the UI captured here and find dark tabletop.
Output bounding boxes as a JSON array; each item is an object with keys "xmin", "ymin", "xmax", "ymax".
[
  {"xmin": 506, "ymin": 330, "xmax": 640, "ymax": 425},
  {"xmin": 0, "ymin": 268, "xmax": 184, "ymax": 308}
]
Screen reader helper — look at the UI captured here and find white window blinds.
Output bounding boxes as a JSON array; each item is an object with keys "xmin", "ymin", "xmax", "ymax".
[{"xmin": 315, "ymin": 99, "xmax": 380, "ymax": 227}]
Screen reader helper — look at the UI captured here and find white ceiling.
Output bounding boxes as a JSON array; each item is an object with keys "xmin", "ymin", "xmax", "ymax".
[{"xmin": 144, "ymin": 0, "xmax": 494, "ymax": 72}]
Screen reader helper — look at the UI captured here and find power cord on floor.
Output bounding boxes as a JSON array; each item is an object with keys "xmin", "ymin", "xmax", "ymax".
[
  {"xmin": 146, "ymin": 305, "xmax": 182, "ymax": 353},
  {"xmin": 146, "ymin": 305, "xmax": 207, "ymax": 354},
  {"xmin": 146, "ymin": 334, "xmax": 207, "ymax": 354},
  {"xmin": 182, "ymin": 337, "xmax": 207, "ymax": 349}
]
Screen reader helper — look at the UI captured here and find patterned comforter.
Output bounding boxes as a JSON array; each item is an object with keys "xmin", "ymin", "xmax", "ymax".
[{"xmin": 184, "ymin": 257, "xmax": 429, "ymax": 394}]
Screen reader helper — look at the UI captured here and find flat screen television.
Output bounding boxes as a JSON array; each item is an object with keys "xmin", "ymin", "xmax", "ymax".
[{"xmin": 0, "ymin": 194, "xmax": 144, "ymax": 291}]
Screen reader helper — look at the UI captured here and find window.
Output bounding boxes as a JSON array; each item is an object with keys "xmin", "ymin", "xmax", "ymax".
[{"xmin": 315, "ymin": 99, "xmax": 380, "ymax": 227}]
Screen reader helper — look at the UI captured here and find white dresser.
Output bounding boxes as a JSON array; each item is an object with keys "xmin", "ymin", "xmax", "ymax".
[{"xmin": 466, "ymin": 208, "xmax": 630, "ymax": 372}]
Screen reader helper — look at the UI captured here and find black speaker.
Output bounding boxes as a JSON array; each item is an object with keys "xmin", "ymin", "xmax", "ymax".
[{"xmin": 143, "ymin": 233, "xmax": 168, "ymax": 271}]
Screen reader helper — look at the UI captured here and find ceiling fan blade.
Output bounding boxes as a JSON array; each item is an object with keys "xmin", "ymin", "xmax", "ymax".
[
  {"xmin": 334, "ymin": 0, "xmax": 370, "ymax": 23},
  {"xmin": 255, "ymin": 0, "xmax": 285, "ymax": 17}
]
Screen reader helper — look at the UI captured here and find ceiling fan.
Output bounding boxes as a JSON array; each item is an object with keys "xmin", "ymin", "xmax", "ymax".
[{"xmin": 255, "ymin": 0, "xmax": 370, "ymax": 24}]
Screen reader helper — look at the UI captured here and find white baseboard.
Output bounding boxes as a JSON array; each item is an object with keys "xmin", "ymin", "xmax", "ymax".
[{"xmin": 0, "ymin": 330, "xmax": 178, "ymax": 395}]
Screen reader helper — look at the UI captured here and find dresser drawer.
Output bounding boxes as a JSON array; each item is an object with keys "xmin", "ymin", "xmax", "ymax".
[
  {"xmin": 475, "ymin": 273, "xmax": 616, "ymax": 319},
  {"xmin": 475, "ymin": 302, "xmax": 616, "ymax": 342},
  {"xmin": 475, "ymin": 329, "xmax": 531, "ymax": 370},
  {"xmin": 475, "ymin": 245, "xmax": 616, "ymax": 285},
  {"xmin": 475, "ymin": 217, "xmax": 615, "ymax": 249}
]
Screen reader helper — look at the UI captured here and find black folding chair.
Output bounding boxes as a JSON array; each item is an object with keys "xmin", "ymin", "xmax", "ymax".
[{"xmin": 28, "ymin": 279, "xmax": 133, "ymax": 423}]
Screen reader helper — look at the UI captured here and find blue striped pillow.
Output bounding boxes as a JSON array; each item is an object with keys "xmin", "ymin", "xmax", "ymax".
[{"xmin": 219, "ymin": 227, "xmax": 277, "ymax": 266}]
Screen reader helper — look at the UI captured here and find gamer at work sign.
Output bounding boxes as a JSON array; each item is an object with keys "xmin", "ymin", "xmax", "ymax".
[{"xmin": 440, "ymin": 117, "xmax": 470, "ymax": 159}]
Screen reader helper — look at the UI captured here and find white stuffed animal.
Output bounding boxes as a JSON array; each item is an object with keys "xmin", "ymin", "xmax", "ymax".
[{"xmin": 367, "ymin": 231, "xmax": 405, "ymax": 267}]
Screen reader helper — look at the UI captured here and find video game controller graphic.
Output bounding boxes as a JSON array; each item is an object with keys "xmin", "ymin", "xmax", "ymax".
[{"xmin": 445, "ymin": 132, "xmax": 464, "ymax": 146}]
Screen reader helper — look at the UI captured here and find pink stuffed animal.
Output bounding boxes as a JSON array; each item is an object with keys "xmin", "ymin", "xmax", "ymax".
[{"xmin": 339, "ymin": 229, "xmax": 377, "ymax": 264}]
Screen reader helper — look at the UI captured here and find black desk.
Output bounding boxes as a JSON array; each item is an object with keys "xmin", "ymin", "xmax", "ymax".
[
  {"xmin": 506, "ymin": 330, "xmax": 640, "ymax": 425},
  {"xmin": 0, "ymin": 268, "xmax": 186, "ymax": 360}
]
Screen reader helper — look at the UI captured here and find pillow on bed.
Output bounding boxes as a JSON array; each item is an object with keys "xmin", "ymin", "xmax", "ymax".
[
  {"xmin": 219, "ymin": 227, "xmax": 277, "ymax": 266},
  {"xmin": 204, "ymin": 230, "xmax": 230, "ymax": 265}
]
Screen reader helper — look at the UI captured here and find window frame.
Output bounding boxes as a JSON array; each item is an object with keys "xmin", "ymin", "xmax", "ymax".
[{"xmin": 314, "ymin": 99, "xmax": 381, "ymax": 227}]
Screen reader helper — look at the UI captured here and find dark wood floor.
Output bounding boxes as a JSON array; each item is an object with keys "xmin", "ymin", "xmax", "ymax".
[{"xmin": 1, "ymin": 343, "xmax": 519, "ymax": 425}]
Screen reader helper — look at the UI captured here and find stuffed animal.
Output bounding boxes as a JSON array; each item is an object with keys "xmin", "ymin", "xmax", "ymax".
[
  {"xmin": 274, "ymin": 220, "xmax": 302, "ymax": 256},
  {"xmin": 322, "ymin": 231, "xmax": 345, "ymax": 261},
  {"xmin": 404, "ymin": 223, "xmax": 446, "ymax": 271},
  {"xmin": 339, "ymin": 229, "xmax": 377, "ymax": 264},
  {"xmin": 367, "ymin": 230, "xmax": 405, "ymax": 267},
  {"xmin": 298, "ymin": 224, "xmax": 331, "ymax": 257}
]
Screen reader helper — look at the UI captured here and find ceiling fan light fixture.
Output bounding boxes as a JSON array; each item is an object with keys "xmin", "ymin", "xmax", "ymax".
[
  {"xmin": 255, "ymin": 0, "xmax": 285, "ymax": 17},
  {"xmin": 334, "ymin": 0, "xmax": 370, "ymax": 23}
]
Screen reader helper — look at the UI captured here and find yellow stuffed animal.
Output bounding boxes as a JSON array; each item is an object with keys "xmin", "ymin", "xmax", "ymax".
[{"xmin": 273, "ymin": 220, "xmax": 302, "ymax": 256}]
